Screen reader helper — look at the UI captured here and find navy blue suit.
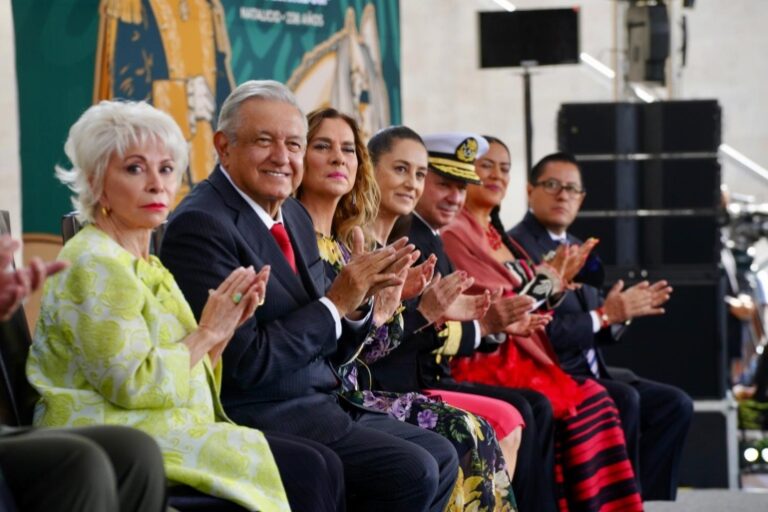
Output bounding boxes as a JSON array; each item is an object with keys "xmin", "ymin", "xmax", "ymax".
[
  {"xmin": 161, "ymin": 167, "xmax": 457, "ymax": 511},
  {"xmin": 510, "ymin": 211, "xmax": 693, "ymax": 501}
]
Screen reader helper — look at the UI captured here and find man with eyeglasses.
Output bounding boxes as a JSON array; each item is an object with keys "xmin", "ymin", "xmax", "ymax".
[{"xmin": 509, "ymin": 152, "xmax": 693, "ymax": 502}]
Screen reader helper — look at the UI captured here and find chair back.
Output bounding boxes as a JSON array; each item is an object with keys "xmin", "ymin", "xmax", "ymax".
[
  {"xmin": 0, "ymin": 211, "xmax": 40, "ymax": 426},
  {"xmin": 61, "ymin": 212, "xmax": 81, "ymax": 244},
  {"xmin": 61, "ymin": 212, "xmax": 166, "ymax": 254}
]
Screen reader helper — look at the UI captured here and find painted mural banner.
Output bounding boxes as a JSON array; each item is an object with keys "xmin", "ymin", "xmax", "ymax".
[{"xmin": 13, "ymin": 0, "xmax": 400, "ymax": 234}]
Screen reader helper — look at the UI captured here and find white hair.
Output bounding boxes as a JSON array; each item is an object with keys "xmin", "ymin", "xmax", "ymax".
[
  {"xmin": 216, "ymin": 80, "xmax": 307, "ymax": 141},
  {"xmin": 55, "ymin": 100, "xmax": 189, "ymax": 223}
]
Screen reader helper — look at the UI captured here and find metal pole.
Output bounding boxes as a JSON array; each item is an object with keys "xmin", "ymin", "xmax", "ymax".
[
  {"xmin": 613, "ymin": 0, "xmax": 629, "ymax": 100},
  {"xmin": 667, "ymin": 0, "xmax": 682, "ymax": 98},
  {"xmin": 522, "ymin": 64, "xmax": 533, "ymax": 174}
]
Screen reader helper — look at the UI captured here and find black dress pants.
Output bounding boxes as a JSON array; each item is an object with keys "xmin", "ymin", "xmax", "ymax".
[
  {"xmin": 327, "ymin": 411, "xmax": 459, "ymax": 512},
  {"xmin": 265, "ymin": 431, "xmax": 345, "ymax": 511},
  {"xmin": 598, "ymin": 376, "xmax": 693, "ymax": 500},
  {"xmin": 432, "ymin": 379, "xmax": 558, "ymax": 512},
  {"xmin": 0, "ymin": 425, "xmax": 166, "ymax": 512}
]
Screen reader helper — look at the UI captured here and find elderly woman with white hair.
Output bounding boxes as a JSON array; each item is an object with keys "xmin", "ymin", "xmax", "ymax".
[{"xmin": 26, "ymin": 100, "xmax": 344, "ymax": 512}]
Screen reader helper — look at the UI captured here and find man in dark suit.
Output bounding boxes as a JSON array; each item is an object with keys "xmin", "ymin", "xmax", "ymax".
[
  {"xmin": 509, "ymin": 151, "xmax": 693, "ymax": 500},
  {"xmin": 378, "ymin": 132, "xmax": 558, "ymax": 512},
  {"xmin": 161, "ymin": 80, "xmax": 458, "ymax": 511}
]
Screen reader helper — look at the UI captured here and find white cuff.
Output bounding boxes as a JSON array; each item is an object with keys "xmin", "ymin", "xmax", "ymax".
[
  {"xmin": 319, "ymin": 297, "xmax": 343, "ymax": 339},
  {"xmin": 590, "ymin": 311, "xmax": 601, "ymax": 333},
  {"xmin": 345, "ymin": 306, "xmax": 372, "ymax": 331},
  {"xmin": 473, "ymin": 320, "xmax": 482, "ymax": 349}
]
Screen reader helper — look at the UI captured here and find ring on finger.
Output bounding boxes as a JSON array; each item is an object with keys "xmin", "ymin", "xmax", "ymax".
[{"xmin": 232, "ymin": 292, "xmax": 243, "ymax": 305}]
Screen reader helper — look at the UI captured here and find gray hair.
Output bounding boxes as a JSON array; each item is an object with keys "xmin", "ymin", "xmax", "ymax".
[
  {"xmin": 216, "ymin": 80, "xmax": 307, "ymax": 141},
  {"xmin": 56, "ymin": 100, "xmax": 188, "ymax": 223}
]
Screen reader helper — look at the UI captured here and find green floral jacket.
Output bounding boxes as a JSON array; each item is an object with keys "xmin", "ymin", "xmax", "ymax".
[{"xmin": 26, "ymin": 225, "xmax": 289, "ymax": 512}]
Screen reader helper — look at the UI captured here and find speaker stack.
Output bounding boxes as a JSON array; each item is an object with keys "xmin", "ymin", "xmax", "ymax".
[{"xmin": 558, "ymin": 100, "xmax": 738, "ymax": 489}]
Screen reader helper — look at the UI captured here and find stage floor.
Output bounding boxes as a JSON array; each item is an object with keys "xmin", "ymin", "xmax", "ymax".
[{"xmin": 646, "ymin": 487, "xmax": 768, "ymax": 511}]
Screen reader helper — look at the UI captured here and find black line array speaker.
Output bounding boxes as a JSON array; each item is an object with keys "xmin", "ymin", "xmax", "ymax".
[
  {"xmin": 679, "ymin": 404, "xmax": 738, "ymax": 489},
  {"xmin": 577, "ymin": 158, "xmax": 720, "ymax": 212},
  {"xmin": 595, "ymin": 272, "xmax": 727, "ymax": 400},
  {"xmin": 570, "ymin": 214, "xmax": 721, "ymax": 269},
  {"xmin": 558, "ymin": 100, "xmax": 725, "ymax": 400},
  {"xmin": 558, "ymin": 100, "xmax": 721, "ymax": 154}
]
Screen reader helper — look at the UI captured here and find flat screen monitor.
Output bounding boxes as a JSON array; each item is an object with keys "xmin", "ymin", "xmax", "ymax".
[{"xmin": 479, "ymin": 8, "xmax": 580, "ymax": 68}]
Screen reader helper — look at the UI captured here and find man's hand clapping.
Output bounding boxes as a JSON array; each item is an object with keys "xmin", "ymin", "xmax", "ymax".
[
  {"xmin": 548, "ymin": 238, "xmax": 599, "ymax": 286},
  {"xmin": 478, "ymin": 291, "xmax": 535, "ymax": 336},
  {"xmin": 602, "ymin": 279, "xmax": 673, "ymax": 325}
]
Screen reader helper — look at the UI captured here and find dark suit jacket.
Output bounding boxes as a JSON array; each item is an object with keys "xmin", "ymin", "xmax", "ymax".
[
  {"xmin": 161, "ymin": 167, "xmax": 364, "ymax": 443},
  {"xmin": 371, "ymin": 214, "xmax": 479, "ymax": 391},
  {"xmin": 509, "ymin": 211, "xmax": 620, "ymax": 378}
]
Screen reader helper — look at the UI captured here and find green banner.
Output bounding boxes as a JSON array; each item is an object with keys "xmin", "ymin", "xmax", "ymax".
[{"xmin": 13, "ymin": 0, "xmax": 400, "ymax": 234}]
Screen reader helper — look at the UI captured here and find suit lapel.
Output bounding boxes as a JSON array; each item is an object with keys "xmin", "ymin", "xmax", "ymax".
[
  {"xmin": 208, "ymin": 169, "xmax": 311, "ymax": 305},
  {"xmin": 283, "ymin": 203, "xmax": 324, "ymax": 299},
  {"xmin": 521, "ymin": 212, "xmax": 562, "ymax": 263},
  {"xmin": 411, "ymin": 214, "xmax": 454, "ymax": 275}
]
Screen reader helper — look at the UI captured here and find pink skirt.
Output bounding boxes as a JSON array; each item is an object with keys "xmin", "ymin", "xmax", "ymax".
[{"xmin": 425, "ymin": 388, "xmax": 525, "ymax": 439}]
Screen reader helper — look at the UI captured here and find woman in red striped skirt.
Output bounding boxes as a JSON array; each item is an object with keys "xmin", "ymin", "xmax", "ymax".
[{"xmin": 441, "ymin": 135, "xmax": 642, "ymax": 512}]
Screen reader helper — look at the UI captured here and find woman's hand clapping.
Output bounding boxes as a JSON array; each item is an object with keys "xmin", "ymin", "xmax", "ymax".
[
  {"xmin": 401, "ymin": 254, "xmax": 436, "ymax": 301},
  {"xmin": 187, "ymin": 265, "xmax": 270, "ymax": 366}
]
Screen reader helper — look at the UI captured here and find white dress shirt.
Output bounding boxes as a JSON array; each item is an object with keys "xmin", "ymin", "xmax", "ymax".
[{"xmin": 219, "ymin": 166, "xmax": 353, "ymax": 338}]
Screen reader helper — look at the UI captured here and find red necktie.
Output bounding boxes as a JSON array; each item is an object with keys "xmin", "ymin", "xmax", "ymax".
[{"xmin": 270, "ymin": 222, "xmax": 297, "ymax": 273}]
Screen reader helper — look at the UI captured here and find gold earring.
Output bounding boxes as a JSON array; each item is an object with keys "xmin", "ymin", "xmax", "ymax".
[{"xmin": 101, "ymin": 206, "xmax": 110, "ymax": 217}]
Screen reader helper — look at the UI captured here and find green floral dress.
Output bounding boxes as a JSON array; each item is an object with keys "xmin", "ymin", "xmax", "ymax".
[
  {"xmin": 317, "ymin": 234, "xmax": 517, "ymax": 512},
  {"xmin": 27, "ymin": 225, "xmax": 290, "ymax": 512}
]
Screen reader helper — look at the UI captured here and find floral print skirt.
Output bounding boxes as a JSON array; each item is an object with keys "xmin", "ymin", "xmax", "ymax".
[{"xmin": 344, "ymin": 389, "xmax": 517, "ymax": 512}]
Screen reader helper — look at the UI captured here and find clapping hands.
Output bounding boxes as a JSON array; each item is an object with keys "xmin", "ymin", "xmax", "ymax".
[
  {"xmin": 197, "ymin": 265, "xmax": 270, "ymax": 365},
  {"xmin": 548, "ymin": 238, "xmax": 599, "ymax": 287},
  {"xmin": 0, "ymin": 236, "xmax": 68, "ymax": 321},
  {"xmin": 478, "ymin": 291, "xmax": 535, "ymax": 336},
  {"xmin": 603, "ymin": 279, "xmax": 673, "ymax": 325},
  {"xmin": 326, "ymin": 227, "xmax": 418, "ymax": 318},
  {"xmin": 401, "ymin": 254, "xmax": 437, "ymax": 300},
  {"xmin": 417, "ymin": 271, "xmax": 491, "ymax": 325}
]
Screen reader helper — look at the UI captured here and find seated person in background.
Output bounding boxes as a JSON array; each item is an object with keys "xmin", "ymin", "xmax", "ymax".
[
  {"xmin": 0, "ymin": 235, "xmax": 167, "ymax": 512},
  {"xmin": 297, "ymin": 110, "xmax": 523, "ymax": 511},
  {"xmin": 442, "ymin": 136, "xmax": 644, "ymax": 512},
  {"xmin": 508, "ymin": 151, "xmax": 692, "ymax": 501},
  {"xmin": 26, "ymin": 99, "xmax": 345, "ymax": 512},
  {"xmin": 381, "ymin": 132, "xmax": 561, "ymax": 512},
  {"xmin": 161, "ymin": 80, "xmax": 459, "ymax": 512}
]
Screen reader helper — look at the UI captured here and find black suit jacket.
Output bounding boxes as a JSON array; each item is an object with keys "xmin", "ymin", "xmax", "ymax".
[
  {"xmin": 161, "ymin": 167, "xmax": 364, "ymax": 443},
  {"xmin": 371, "ymin": 214, "xmax": 478, "ymax": 391},
  {"xmin": 509, "ymin": 212, "xmax": 622, "ymax": 378}
]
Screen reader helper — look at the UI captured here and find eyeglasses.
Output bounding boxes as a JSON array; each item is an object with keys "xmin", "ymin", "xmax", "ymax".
[{"xmin": 534, "ymin": 178, "xmax": 585, "ymax": 197}]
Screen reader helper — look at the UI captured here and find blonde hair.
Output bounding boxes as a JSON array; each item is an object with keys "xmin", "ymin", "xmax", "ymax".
[
  {"xmin": 56, "ymin": 100, "xmax": 188, "ymax": 223},
  {"xmin": 299, "ymin": 108, "xmax": 380, "ymax": 250}
]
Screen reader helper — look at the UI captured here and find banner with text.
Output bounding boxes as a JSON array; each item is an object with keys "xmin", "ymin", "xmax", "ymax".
[{"xmin": 13, "ymin": 0, "xmax": 400, "ymax": 234}]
